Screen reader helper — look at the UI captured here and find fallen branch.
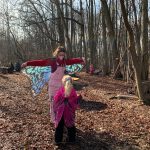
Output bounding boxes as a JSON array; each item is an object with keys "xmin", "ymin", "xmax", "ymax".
[{"xmin": 109, "ymin": 94, "xmax": 138, "ymax": 100}]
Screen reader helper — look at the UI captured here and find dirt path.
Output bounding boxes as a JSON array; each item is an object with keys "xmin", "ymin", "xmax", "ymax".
[{"xmin": 0, "ymin": 73, "xmax": 150, "ymax": 150}]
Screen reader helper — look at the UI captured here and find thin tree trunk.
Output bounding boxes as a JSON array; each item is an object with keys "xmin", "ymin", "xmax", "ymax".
[
  {"xmin": 102, "ymin": 4, "xmax": 109, "ymax": 75},
  {"xmin": 80, "ymin": 0, "xmax": 88, "ymax": 71},
  {"xmin": 88, "ymin": 0, "xmax": 96, "ymax": 66},
  {"xmin": 54, "ymin": 0, "xmax": 72, "ymax": 56},
  {"xmin": 100, "ymin": 0, "xmax": 118, "ymax": 73},
  {"xmin": 141, "ymin": 0, "xmax": 149, "ymax": 80},
  {"xmin": 131, "ymin": 0, "xmax": 141, "ymax": 57},
  {"xmin": 120, "ymin": 0, "xmax": 145, "ymax": 102}
]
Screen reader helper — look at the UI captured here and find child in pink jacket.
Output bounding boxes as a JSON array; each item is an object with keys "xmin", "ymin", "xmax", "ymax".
[
  {"xmin": 53, "ymin": 75, "xmax": 80, "ymax": 145},
  {"xmin": 89, "ymin": 64, "xmax": 95, "ymax": 75}
]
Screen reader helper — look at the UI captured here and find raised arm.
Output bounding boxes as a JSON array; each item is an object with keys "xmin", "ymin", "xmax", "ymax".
[
  {"xmin": 22, "ymin": 58, "xmax": 54, "ymax": 67},
  {"xmin": 65, "ymin": 58, "xmax": 84, "ymax": 65}
]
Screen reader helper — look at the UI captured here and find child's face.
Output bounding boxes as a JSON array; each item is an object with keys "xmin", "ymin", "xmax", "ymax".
[{"xmin": 58, "ymin": 52, "xmax": 65, "ymax": 60}]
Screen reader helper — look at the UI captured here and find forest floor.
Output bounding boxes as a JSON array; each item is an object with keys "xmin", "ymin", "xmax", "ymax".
[{"xmin": 0, "ymin": 72, "xmax": 150, "ymax": 150}]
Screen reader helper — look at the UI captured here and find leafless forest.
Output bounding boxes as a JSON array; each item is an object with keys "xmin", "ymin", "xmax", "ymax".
[{"xmin": 0, "ymin": 0, "xmax": 150, "ymax": 149}]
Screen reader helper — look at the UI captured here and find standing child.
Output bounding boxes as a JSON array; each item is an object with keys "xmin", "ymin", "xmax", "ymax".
[
  {"xmin": 53, "ymin": 75, "xmax": 80, "ymax": 145},
  {"xmin": 89, "ymin": 64, "xmax": 95, "ymax": 75},
  {"xmin": 21, "ymin": 46, "xmax": 84, "ymax": 121}
]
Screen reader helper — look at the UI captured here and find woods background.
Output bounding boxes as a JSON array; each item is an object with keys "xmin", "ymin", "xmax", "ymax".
[{"xmin": 0, "ymin": 0, "xmax": 150, "ymax": 101}]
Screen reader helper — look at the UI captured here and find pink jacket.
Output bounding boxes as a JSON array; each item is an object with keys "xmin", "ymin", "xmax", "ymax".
[
  {"xmin": 53, "ymin": 87, "xmax": 79, "ymax": 128},
  {"xmin": 90, "ymin": 65, "xmax": 94, "ymax": 74}
]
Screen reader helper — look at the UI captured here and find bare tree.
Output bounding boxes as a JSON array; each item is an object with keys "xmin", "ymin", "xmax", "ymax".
[
  {"xmin": 100, "ymin": 0, "xmax": 118, "ymax": 73},
  {"xmin": 141, "ymin": 0, "xmax": 149, "ymax": 80},
  {"xmin": 120, "ymin": 0, "xmax": 144, "ymax": 102},
  {"xmin": 102, "ymin": 3, "xmax": 109, "ymax": 75}
]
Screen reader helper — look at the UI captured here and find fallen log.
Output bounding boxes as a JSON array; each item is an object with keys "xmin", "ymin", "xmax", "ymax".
[
  {"xmin": 0, "ymin": 66, "xmax": 14, "ymax": 74},
  {"xmin": 0, "ymin": 67, "xmax": 9, "ymax": 74},
  {"xmin": 109, "ymin": 94, "xmax": 138, "ymax": 100}
]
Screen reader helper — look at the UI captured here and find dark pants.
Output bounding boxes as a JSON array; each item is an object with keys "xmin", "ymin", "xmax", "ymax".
[{"xmin": 55, "ymin": 116, "xmax": 76, "ymax": 143}]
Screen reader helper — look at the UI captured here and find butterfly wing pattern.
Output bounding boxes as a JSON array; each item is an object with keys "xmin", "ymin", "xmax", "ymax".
[
  {"xmin": 65, "ymin": 64, "xmax": 84, "ymax": 74},
  {"xmin": 22, "ymin": 66, "xmax": 51, "ymax": 96},
  {"xmin": 22, "ymin": 64, "xmax": 84, "ymax": 96}
]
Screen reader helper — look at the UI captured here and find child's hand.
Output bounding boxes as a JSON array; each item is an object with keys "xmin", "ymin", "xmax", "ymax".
[
  {"xmin": 77, "ymin": 94, "xmax": 82, "ymax": 100},
  {"xmin": 21, "ymin": 62, "xmax": 27, "ymax": 68}
]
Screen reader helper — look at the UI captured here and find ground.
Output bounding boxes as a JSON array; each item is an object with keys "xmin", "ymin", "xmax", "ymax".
[{"xmin": 0, "ymin": 72, "xmax": 150, "ymax": 150}]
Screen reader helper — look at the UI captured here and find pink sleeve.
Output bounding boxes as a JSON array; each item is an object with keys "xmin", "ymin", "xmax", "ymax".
[
  {"xmin": 54, "ymin": 88, "xmax": 63, "ymax": 103},
  {"xmin": 26, "ymin": 59, "xmax": 53, "ymax": 66},
  {"xmin": 65, "ymin": 58, "xmax": 84, "ymax": 65},
  {"xmin": 53, "ymin": 88, "xmax": 63, "ymax": 112}
]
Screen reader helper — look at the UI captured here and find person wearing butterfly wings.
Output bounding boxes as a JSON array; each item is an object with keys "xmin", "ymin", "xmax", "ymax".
[{"xmin": 21, "ymin": 46, "xmax": 84, "ymax": 122}]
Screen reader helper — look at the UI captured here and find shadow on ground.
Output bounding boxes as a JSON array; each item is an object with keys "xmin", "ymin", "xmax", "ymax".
[
  {"xmin": 79, "ymin": 99, "xmax": 107, "ymax": 111},
  {"xmin": 73, "ymin": 81, "xmax": 88, "ymax": 91},
  {"xmin": 54, "ymin": 129, "xmax": 139, "ymax": 150}
]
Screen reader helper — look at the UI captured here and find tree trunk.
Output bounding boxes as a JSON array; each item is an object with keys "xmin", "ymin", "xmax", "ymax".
[
  {"xmin": 102, "ymin": 4, "xmax": 109, "ymax": 75},
  {"xmin": 131, "ymin": 0, "xmax": 141, "ymax": 57},
  {"xmin": 54, "ymin": 0, "xmax": 72, "ymax": 56},
  {"xmin": 88, "ymin": 0, "xmax": 96, "ymax": 66},
  {"xmin": 80, "ymin": 0, "xmax": 88, "ymax": 71},
  {"xmin": 141, "ymin": 0, "xmax": 149, "ymax": 80},
  {"xmin": 120, "ymin": 0, "xmax": 145, "ymax": 102},
  {"xmin": 56, "ymin": 3, "xmax": 65, "ymax": 45},
  {"xmin": 6, "ymin": 3, "xmax": 12, "ymax": 63},
  {"xmin": 100, "ymin": 0, "xmax": 118, "ymax": 73}
]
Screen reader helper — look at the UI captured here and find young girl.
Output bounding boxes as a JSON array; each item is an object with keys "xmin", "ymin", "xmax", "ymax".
[
  {"xmin": 21, "ymin": 46, "xmax": 84, "ymax": 121},
  {"xmin": 53, "ymin": 75, "xmax": 80, "ymax": 144},
  {"xmin": 89, "ymin": 64, "xmax": 95, "ymax": 75}
]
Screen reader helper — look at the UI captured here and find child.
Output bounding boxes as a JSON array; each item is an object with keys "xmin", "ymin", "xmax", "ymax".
[
  {"xmin": 21, "ymin": 46, "xmax": 84, "ymax": 122},
  {"xmin": 53, "ymin": 75, "xmax": 80, "ymax": 145},
  {"xmin": 89, "ymin": 64, "xmax": 95, "ymax": 75}
]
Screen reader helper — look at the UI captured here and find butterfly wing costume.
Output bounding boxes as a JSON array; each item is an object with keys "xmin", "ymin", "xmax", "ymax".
[{"xmin": 22, "ymin": 58, "xmax": 84, "ymax": 96}]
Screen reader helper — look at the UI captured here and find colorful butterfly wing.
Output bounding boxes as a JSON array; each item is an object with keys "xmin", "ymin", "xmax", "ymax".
[
  {"xmin": 22, "ymin": 66, "xmax": 51, "ymax": 96},
  {"xmin": 65, "ymin": 64, "xmax": 84, "ymax": 74}
]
